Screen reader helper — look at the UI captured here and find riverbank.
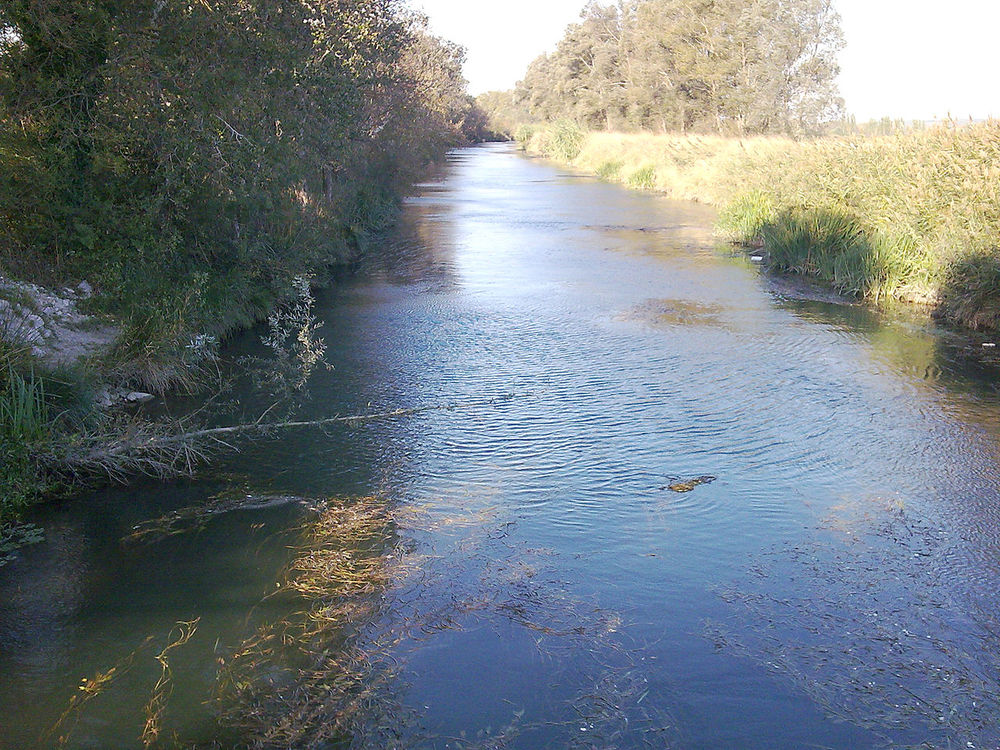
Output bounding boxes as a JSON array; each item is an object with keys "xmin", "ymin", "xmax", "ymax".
[
  {"xmin": 517, "ymin": 122, "xmax": 1000, "ymax": 331},
  {"xmin": 0, "ymin": 2, "xmax": 498, "ymax": 527},
  {"xmin": 0, "ymin": 201, "xmax": 401, "ymax": 529}
]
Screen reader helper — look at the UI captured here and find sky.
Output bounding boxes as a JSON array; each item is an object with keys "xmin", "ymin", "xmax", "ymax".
[{"xmin": 413, "ymin": 0, "xmax": 1000, "ymax": 122}]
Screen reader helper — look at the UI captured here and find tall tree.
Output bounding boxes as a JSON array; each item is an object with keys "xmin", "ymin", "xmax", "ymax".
[{"xmin": 510, "ymin": 0, "xmax": 844, "ymax": 135}]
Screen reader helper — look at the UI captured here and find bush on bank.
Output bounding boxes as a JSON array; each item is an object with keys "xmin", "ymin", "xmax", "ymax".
[
  {"xmin": 518, "ymin": 122, "xmax": 1000, "ymax": 328},
  {"xmin": 0, "ymin": 1, "xmax": 493, "ymax": 522}
]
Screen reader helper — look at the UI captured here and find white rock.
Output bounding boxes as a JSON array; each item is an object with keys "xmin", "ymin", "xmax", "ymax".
[
  {"xmin": 77, "ymin": 281, "xmax": 93, "ymax": 298},
  {"xmin": 125, "ymin": 391, "xmax": 155, "ymax": 403}
]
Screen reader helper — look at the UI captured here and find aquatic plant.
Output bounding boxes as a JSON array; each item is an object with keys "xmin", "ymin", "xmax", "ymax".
[{"xmin": 709, "ymin": 495, "xmax": 1000, "ymax": 747}]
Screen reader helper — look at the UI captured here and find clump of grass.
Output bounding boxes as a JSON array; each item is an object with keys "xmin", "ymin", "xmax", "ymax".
[
  {"xmin": 1, "ymin": 366, "xmax": 47, "ymax": 442},
  {"xmin": 0, "ymin": 363, "xmax": 49, "ymax": 517},
  {"xmin": 595, "ymin": 159, "xmax": 623, "ymax": 180},
  {"xmin": 626, "ymin": 164, "xmax": 657, "ymax": 190},
  {"xmin": 525, "ymin": 120, "xmax": 585, "ymax": 161},
  {"xmin": 513, "ymin": 123, "xmax": 538, "ymax": 149},
  {"xmin": 762, "ymin": 208, "xmax": 864, "ymax": 278},
  {"xmin": 716, "ymin": 190, "xmax": 776, "ymax": 244},
  {"xmin": 936, "ymin": 253, "xmax": 1000, "ymax": 331},
  {"xmin": 548, "ymin": 119, "xmax": 584, "ymax": 161}
]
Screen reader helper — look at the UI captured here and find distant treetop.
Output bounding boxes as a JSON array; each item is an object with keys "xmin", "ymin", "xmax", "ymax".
[{"xmin": 499, "ymin": 0, "xmax": 845, "ymax": 136}]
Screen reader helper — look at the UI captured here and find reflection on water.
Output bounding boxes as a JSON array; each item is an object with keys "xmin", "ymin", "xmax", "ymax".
[{"xmin": 3, "ymin": 144, "xmax": 1000, "ymax": 748}]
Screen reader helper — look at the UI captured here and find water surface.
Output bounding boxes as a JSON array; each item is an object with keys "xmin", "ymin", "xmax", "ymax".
[{"xmin": 4, "ymin": 144, "xmax": 1000, "ymax": 748}]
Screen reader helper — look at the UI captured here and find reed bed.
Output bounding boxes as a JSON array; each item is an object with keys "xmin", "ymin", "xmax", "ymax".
[{"xmin": 522, "ymin": 123, "xmax": 1000, "ymax": 330}]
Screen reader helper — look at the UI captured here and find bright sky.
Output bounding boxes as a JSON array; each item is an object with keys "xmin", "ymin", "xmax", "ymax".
[{"xmin": 412, "ymin": 0, "xmax": 1000, "ymax": 122}]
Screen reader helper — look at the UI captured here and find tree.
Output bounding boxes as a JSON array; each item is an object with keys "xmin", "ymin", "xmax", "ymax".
[
  {"xmin": 507, "ymin": 0, "xmax": 844, "ymax": 136},
  {"xmin": 0, "ymin": 0, "xmax": 483, "ymax": 343}
]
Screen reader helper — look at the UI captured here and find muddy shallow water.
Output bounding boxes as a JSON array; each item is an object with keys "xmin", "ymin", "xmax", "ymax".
[{"xmin": 4, "ymin": 144, "xmax": 1000, "ymax": 749}]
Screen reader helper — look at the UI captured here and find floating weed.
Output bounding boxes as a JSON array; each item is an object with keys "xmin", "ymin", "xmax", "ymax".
[
  {"xmin": 666, "ymin": 476, "xmax": 716, "ymax": 493},
  {"xmin": 213, "ymin": 495, "xmax": 675, "ymax": 748},
  {"xmin": 44, "ymin": 636, "xmax": 156, "ymax": 747},
  {"xmin": 55, "ymin": 493, "xmax": 680, "ymax": 747},
  {"xmin": 141, "ymin": 618, "xmax": 201, "ymax": 748},
  {"xmin": 122, "ymin": 491, "xmax": 307, "ymax": 545},
  {"xmin": 42, "ymin": 620, "xmax": 201, "ymax": 748},
  {"xmin": 619, "ymin": 299, "xmax": 727, "ymax": 330},
  {"xmin": 0, "ymin": 521, "xmax": 44, "ymax": 566}
]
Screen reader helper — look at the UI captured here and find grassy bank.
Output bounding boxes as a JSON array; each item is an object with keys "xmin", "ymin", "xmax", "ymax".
[{"xmin": 518, "ymin": 122, "xmax": 1000, "ymax": 328}]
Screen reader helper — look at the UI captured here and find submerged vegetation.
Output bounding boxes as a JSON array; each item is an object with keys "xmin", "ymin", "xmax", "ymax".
[
  {"xmin": 0, "ymin": 0, "xmax": 494, "ymax": 520},
  {"xmin": 517, "ymin": 122, "xmax": 1000, "ymax": 331},
  {"xmin": 37, "ymin": 492, "xmax": 672, "ymax": 748}
]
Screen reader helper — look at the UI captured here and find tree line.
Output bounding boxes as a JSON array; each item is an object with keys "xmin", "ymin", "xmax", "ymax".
[
  {"xmin": 0, "ymin": 0, "xmax": 490, "ymax": 342},
  {"xmin": 482, "ymin": 0, "xmax": 844, "ymax": 136}
]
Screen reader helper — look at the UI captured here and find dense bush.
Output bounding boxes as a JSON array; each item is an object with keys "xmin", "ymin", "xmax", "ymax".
[
  {"xmin": 0, "ymin": 1, "xmax": 487, "ymax": 519},
  {"xmin": 0, "ymin": 1, "xmax": 480, "ymax": 365}
]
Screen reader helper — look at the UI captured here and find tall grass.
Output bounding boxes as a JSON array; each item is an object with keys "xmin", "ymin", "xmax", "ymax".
[
  {"xmin": 519, "ymin": 119, "xmax": 585, "ymax": 161},
  {"xmin": 1, "ymin": 367, "xmax": 46, "ymax": 442},
  {"xmin": 0, "ymin": 361, "xmax": 48, "ymax": 518},
  {"xmin": 522, "ymin": 122, "xmax": 1000, "ymax": 328}
]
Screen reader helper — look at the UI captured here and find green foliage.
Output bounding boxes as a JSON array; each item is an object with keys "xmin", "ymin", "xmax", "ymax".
[
  {"xmin": 937, "ymin": 254, "xmax": 1000, "ymax": 332},
  {"xmin": 0, "ymin": 1, "xmax": 486, "ymax": 517},
  {"xmin": 760, "ymin": 210, "xmax": 928, "ymax": 301},
  {"xmin": 514, "ymin": 124, "xmax": 538, "ymax": 149},
  {"xmin": 526, "ymin": 120, "xmax": 585, "ymax": 161},
  {"xmin": 1, "ymin": 367, "xmax": 46, "ymax": 443},
  {"xmin": 626, "ymin": 165, "xmax": 657, "ymax": 190},
  {"xmin": 0, "ymin": 522, "xmax": 45, "ymax": 568},
  {"xmin": 0, "ymin": 0, "xmax": 479, "ymax": 350},
  {"xmin": 506, "ymin": 0, "xmax": 844, "ymax": 136},
  {"xmin": 762, "ymin": 209, "xmax": 863, "ymax": 278},
  {"xmin": 549, "ymin": 119, "xmax": 585, "ymax": 161},
  {"xmin": 716, "ymin": 191, "xmax": 777, "ymax": 243},
  {"xmin": 596, "ymin": 160, "xmax": 623, "ymax": 180},
  {"xmin": 0, "ymin": 366, "xmax": 47, "ymax": 519}
]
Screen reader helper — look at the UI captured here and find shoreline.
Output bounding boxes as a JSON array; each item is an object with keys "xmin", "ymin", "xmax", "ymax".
[{"xmin": 516, "ymin": 123, "xmax": 1000, "ymax": 337}]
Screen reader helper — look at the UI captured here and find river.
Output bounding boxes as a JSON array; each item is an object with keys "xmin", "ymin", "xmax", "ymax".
[{"xmin": 3, "ymin": 143, "xmax": 1000, "ymax": 748}]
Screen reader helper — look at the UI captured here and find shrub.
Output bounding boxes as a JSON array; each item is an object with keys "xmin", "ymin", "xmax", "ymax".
[{"xmin": 548, "ymin": 119, "xmax": 584, "ymax": 161}]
